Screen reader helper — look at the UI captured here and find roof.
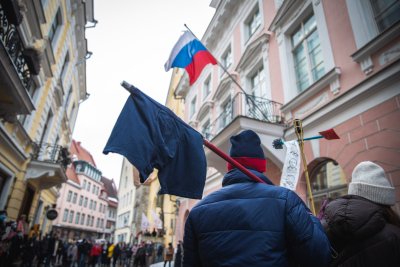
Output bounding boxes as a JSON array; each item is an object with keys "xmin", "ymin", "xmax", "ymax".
[
  {"xmin": 66, "ymin": 165, "xmax": 80, "ymax": 185},
  {"xmin": 101, "ymin": 176, "xmax": 118, "ymax": 200},
  {"xmin": 70, "ymin": 140, "xmax": 97, "ymax": 167}
]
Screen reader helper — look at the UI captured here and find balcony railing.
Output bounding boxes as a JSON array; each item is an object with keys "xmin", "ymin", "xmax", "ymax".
[
  {"xmin": 202, "ymin": 92, "xmax": 284, "ymax": 140},
  {"xmin": 0, "ymin": 3, "xmax": 34, "ymax": 92},
  {"xmin": 31, "ymin": 142, "xmax": 71, "ymax": 169}
]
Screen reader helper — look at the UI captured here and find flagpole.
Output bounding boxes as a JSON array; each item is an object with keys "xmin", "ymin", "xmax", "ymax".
[
  {"xmin": 294, "ymin": 119, "xmax": 316, "ymax": 215},
  {"xmin": 184, "ymin": 24, "xmax": 271, "ymax": 122},
  {"xmin": 121, "ymin": 81, "xmax": 267, "ymax": 185}
]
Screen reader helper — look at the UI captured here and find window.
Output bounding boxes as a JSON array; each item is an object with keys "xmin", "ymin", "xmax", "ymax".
[
  {"xmin": 48, "ymin": 8, "xmax": 62, "ymax": 42},
  {"xmin": 0, "ymin": 167, "xmax": 14, "ymax": 210},
  {"xmin": 201, "ymin": 119, "xmax": 211, "ymax": 140},
  {"xmin": 63, "ymin": 209, "xmax": 69, "ymax": 222},
  {"xmin": 370, "ymin": 0, "xmax": 400, "ymax": 32},
  {"xmin": 68, "ymin": 211, "xmax": 74, "ymax": 223},
  {"xmin": 92, "ymin": 185, "xmax": 96, "ymax": 194},
  {"xmin": 291, "ymin": 14, "xmax": 324, "ymax": 92},
  {"xmin": 96, "ymin": 218, "xmax": 100, "ymax": 228},
  {"xmin": 82, "ymin": 180, "xmax": 86, "ymax": 189},
  {"xmin": 72, "ymin": 193, "xmax": 77, "ymax": 204},
  {"xmin": 310, "ymin": 160, "xmax": 348, "ymax": 213},
  {"xmin": 75, "ymin": 212, "xmax": 80, "ymax": 224},
  {"xmin": 87, "ymin": 182, "xmax": 91, "ymax": 192},
  {"xmin": 86, "ymin": 215, "xmax": 90, "ymax": 226},
  {"xmin": 79, "ymin": 195, "xmax": 83, "ymax": 206},
  {"xmin": 99, "ymin": 203, "xmax": 102, "ymax": 212},
  {"xmin": 222, "ymin": 46, "xmax": 232, "ymax": 69},
  {"xmin": 203, "ymin": 77, "xmax": 211, "ymax": 100},
  {"xmin": 250, "ymin": 66, "xmax": 267, "ymax": 98},
  {"xmin": 81, "ymin": 214, "xmax": 85, "ymax": 225},
  {"xmin": 66, "ymin": 191, "xmax": 72, "ymax": 202},
  {"xmin": 89, "ymin": 200, "xmax": 93, "ymax": 210},
  {"xmin": 219, "ymin": 97, "xmax": 232, "ymax": 129},
  {"xmin": 190, "ymin": 97, "xmax": 197, "ymax": 118},
  {"xmin": 60, "ymin": 52, "xmax": 69, "ymax": 80},
  {"xmin": 245, "ymin": 7, "xmax": 261, "ymax": 41},
  {"xmin": 84, "ymin": 197, "xmax": 88, "ymax": 207},
  {"xmin": 39, "ymin": 110, "xmax": 54, "ymax": 146},
  {"xmin": 93, "ymin": 201, "xmax": 97, "ymax": 211}
]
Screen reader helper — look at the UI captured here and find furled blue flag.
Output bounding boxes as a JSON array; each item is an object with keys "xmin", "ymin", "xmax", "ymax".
[{"xmin": 103, "ymin": 83, "xmax": 206, "ymax": 199}]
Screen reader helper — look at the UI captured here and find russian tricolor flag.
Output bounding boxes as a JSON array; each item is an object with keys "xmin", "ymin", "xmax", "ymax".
[{"xmin": 164, "ymin": 31, "xmax": 217, "ymax": 85}]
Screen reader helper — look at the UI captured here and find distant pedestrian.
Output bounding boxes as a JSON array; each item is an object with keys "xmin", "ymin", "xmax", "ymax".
[
  {"xmin": 174, "ymin": 241, "xmax": 182, "ymax": 267},
  {"xmin": 134, "ymin": 242, "xmax": 146, "ymax": 267},
  {"xmin": 156, "ymin": 243, "xmax": 163, "ymax": 263},
  {"xmin": 322, "ymin": 161, "xmax": 400, "ymax": 266},
  {"xmin": 164, "ymin": 243, "xmax": 173, "ymax": 267}
]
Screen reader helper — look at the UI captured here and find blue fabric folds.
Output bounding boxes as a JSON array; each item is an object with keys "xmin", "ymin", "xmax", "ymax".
[{"xmin": 103, "ymin": 85, "xmax": 206, "ymax": 199}]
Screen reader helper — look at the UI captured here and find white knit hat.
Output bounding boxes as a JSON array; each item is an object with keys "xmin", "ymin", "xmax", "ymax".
[{"xmin": 348, "ymin": 161, "xmax": 395, "ymax": 206}]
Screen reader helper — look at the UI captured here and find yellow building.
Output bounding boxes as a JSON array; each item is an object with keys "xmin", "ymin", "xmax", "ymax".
[{"xmin": 0, "ymin": 0, "xmax": 95, "ymax": 235}]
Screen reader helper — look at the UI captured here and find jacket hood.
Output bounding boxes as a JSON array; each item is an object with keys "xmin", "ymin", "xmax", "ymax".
[
  {"xmin": 324, "ymin": 195, "xmax": 386, "ymax": 242},
  {"xmin": 222, "ymin": 168, "xmax": 273, "ymax": 186}
]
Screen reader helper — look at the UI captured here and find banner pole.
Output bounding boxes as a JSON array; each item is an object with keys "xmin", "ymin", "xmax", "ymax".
[
  {"xmin": 294, "ymin": 119, "xmax": 316, "ymax": 215},
  {"xmin": 203, "ymin": 140, "xmax": 267, "ymax": 184}
]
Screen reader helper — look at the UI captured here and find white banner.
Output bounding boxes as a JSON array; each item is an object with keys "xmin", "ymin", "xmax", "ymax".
[
  {"xmin": 280, "ymin": 140, "xmax": 301, "ymax": 190},
  {"xmin": 151, "ymin": 210, "xmax": 163, "ymax": 229},
  {"xmin": 141, "ymin": 213, "xmax": 150, "ymax": 231}
]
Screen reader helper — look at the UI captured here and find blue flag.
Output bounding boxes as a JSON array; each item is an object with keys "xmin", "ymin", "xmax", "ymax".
[{"xmin": 103, "ymin": 84, "xmax": 206, "ymax": 199}]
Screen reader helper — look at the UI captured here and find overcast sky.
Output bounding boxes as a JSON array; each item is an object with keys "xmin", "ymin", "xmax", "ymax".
[{"xmin": 72, "ymin": 0, "xmax": 215, "ymax": 186}]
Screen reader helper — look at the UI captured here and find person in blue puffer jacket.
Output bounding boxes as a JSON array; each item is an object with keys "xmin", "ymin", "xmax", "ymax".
[{"xmin": 183, "ymin": 130, "xmax": 331, "ymax": 267}]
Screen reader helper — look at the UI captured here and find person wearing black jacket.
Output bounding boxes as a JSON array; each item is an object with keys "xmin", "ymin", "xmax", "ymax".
[{"xmin": 322, "ymin": 161, "xmax": 400, "ymax": 267}]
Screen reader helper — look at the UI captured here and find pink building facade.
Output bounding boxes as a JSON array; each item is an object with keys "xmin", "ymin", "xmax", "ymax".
[
  {"xmin": 172, "ymin": 0, "xmax": 400, "ymax": 242},
  {"xmin": 53, "ymin": 140, "xmax": 109, "ymax": 240}
]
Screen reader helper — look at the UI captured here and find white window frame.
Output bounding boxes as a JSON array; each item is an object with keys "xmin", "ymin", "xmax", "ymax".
[
  {"xmin": 244, "ymin": 4, "xmax": 262, "ymax": 42},
  {"xmin": 291, "ymin": 14, "xmax": 325, "ymax": 92},
  {"xmin": 221, "ymin": 45, "xmax": 233, "ymax": 71},
  {"xmin": 249, "ymin": 65, "xmax": 268, "ymax": 99},
  {"xmin": 218, "ymin": 96, "xmax": 233, "ymax": 130},
  {"xmin": 346, "ymin": 0, "xmax": 400, "ymax": 49},
  {"xmin": 189, "ymin": 96, "xmax": 197, "ymax": 119},
  {"xmin": 63, "ymin": 209, "xmax": 69, "ymax": 222},
  {"xmin": 203, "ymin": 76, "xmax": 211, "ymax": 101},
  {"xmin": 276, "ymin": 2, "xmax": 335, "ymax": 103}
]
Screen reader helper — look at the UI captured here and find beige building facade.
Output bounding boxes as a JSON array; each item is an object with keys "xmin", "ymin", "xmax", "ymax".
[{"xmin": 0, "ymin": 0, "xmax": 95, "ymax": 235}]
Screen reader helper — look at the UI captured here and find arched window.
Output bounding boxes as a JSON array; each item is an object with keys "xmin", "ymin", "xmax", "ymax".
[{"xmin": 309, "ymin": 160, "xmax": 348, "ymax": 213}]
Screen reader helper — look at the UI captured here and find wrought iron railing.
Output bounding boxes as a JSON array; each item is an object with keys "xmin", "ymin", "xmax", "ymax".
[
  {"xmin": 202, "ymin": 92, "xmax": 284, "ymax": 140},
  {"xmin": 0, "ymin": 3, "xmax": 34, "ymax": 92},
  {"xmin": 31, "ymin": 142, "xmax": 71, "ymax": 169}
]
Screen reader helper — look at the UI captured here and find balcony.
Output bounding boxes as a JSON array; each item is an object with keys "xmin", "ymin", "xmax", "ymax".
[
  {"xmin": 202, "ymin": 92, "xmax": 287, "ymax": 173},
  {"xmin": 25, "ymin": 142, "xmax": 70, "ymax": 190},
  {"xmin": 0, "ymin": 2, "xmax": 36, "ymax": 122}
]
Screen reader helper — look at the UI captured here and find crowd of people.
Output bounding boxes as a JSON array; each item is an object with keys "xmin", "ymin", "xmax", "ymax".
[
  {"xmin": 0, "ymin": 220, "xmax": 183, "ymax": 267},
  {"xmin": 2, "ymin": 129, "xmax": 400, "ymax": 267}
]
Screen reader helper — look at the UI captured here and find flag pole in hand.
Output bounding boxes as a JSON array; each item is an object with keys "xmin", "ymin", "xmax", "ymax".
[
  {"xmin": 203, "ymin": 140, "xmax": 267, "ymax": 184},
  {"xmin": 294, "ymin": 119, "xmax": 316, "ymax": 215}
]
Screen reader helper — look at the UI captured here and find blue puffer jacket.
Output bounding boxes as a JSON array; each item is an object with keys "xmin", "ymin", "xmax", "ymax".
[{"xmin": 183, "ymin": 169, "xmax": 331, "ymax": 267}]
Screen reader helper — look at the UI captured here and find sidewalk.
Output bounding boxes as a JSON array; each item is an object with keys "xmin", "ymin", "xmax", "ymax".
[{"xmin": 150, "ymin": 261, "xmax": 174, "ymax": 267}]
